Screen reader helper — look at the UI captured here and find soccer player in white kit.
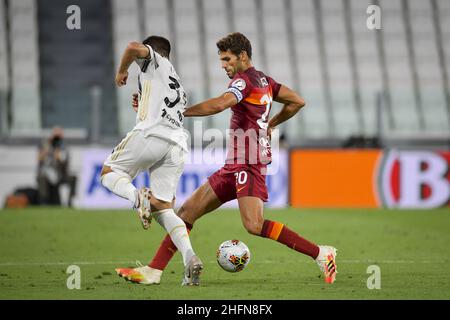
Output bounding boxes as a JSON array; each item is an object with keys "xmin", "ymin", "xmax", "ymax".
[{"xmin": 100, "ymin": 36, "xmax": 203, "ymax": 286}]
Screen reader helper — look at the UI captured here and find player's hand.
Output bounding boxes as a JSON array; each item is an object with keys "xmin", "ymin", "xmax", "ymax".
[
  {"xmin": 115, "ymin": 71, "xmax": 129, "ymax": 87},
  {"xmin": 132, "ymin": 93, "xmax": 139, "ymax": 112}
]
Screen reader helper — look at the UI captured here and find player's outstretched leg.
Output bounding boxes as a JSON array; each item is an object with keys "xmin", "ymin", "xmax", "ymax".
[
  {"xmin": 116, "ymin": 207, "xmax": 202, "ymax": 285},
  {"xmin": 117, "ymin": 193, "xmax": 207, "ymax": 285},
  {"xmin": 101, "ymin": 166, "xmax": 138, "ymax": 206},
  {"xmin": 117, "ymin": 218, "xmax": 193, "ymax": 285},
  {"xmin": 262, "ymin": 220, "xmax": 338, "ymax": 283},
  {"xmin": 144, "ymin": 181, "xmax": 222, "ymax": 284},
  {"xmin": 100, "ymin": 167, "xmax": 152, "ymax": 229},
  {"xmin": 148, "ymin": 219, "xmax": 194, "ymax": 272},
  {"xmin": 238, "ymin": 196, "xmax": 337, "ymax": 283},
  {"xmin": 181, "ymin": 255, "xmax": 204, "ymax": 286},
  {"xmin": 314, "ymin": 245, "xmax": 337, "ymax": 284},
  {"xmin": 152, "ymin": 207, "xmax": 202, "ymax": 286}
]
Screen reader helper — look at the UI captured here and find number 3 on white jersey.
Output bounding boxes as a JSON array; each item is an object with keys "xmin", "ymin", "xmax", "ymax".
[{"xmin": 257, "ymin": 94, "xmax": 272, "ymax": 130}]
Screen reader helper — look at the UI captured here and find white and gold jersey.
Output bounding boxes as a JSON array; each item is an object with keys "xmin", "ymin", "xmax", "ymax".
[{"xmin": 134, "ymin": 45, "xmax": 188, "ymax": 150}]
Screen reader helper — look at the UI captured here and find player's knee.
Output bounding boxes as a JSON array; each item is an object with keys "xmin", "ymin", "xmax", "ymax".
[
  {"xmin": 177, "ymin": 203, "xmax": 195, "ymax": 222},
  {"xmin": 243, "ymin": 218, "xmax": 263, "ymax": 236},
  {"xmin": 100, "ymin": 166, "xmax": 112, "ymax": 188},
  {"xmin": 150, "ymin": 196, "xmax": 171, "ymax": 211},
  {"xmin": 100, "ymin": 165, "xmax": 112, "ymax": 178}
]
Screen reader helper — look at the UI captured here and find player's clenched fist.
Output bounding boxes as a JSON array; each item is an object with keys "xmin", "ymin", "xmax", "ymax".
[
  {"xmin": 132, "ymin": 93, "xmax": 139, "ymax": 112},
  {"xmin": 115, "ymin": 71, "xmax": 129, "ymax": 87}
]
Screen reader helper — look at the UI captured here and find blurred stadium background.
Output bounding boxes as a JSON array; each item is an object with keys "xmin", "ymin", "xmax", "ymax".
[
  {"xmin": 0, "ymin": 0, "xmax": 450, "ymax": 301},
  {"xmin": 1, "ymin": 0, "xmax": 449, "ymax": 209}
]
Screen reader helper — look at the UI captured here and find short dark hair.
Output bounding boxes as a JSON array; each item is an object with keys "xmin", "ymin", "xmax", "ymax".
[
  {"xmin": 143, "ymin": 36, "xmax": 171, "ymax": 58},
  {"xmin": 216, "ymin": 32, "xmax": 252, "ymax": 59}
]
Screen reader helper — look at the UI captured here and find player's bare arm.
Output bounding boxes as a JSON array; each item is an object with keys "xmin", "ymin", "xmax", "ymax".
[
  {"xmin": 115, "ymin": 42, "xmax": 151, "ymax": 87},
  {"xmin": 268, "ymin": 85, "xmax": 305, "ymax": 130},
  {"xmin": 183, "ymin": 92, "xmax": 237, "ymax": 117}
]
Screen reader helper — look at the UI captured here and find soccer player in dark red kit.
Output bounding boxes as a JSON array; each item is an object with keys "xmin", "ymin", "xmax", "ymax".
[{"xmin": 117, "ymin": 32, "xmax": 337, "ymax": 285}]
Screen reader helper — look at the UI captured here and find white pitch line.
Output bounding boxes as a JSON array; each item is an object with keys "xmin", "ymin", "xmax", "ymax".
[
  {"xmin": 0, "ymin": 261, "xmax": 135, "ymax": 267},
  {"xmin": 0, "ymin": 259, "xmax": 446, "ymax": 267},
  {"xmin": 249, "ymin": 260, "xmax": 445, "ymax": 264}
]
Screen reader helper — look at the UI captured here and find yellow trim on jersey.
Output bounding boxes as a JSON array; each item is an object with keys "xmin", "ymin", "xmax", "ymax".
[
  {"xmin": 111, "ymin": 131, "xmax": 135, "ymax": 161},
  {"xmin": 169, "ymin": 225, "xmax": 186, "ymax": 236},
  {"xmin": 139, "ymin": 79, "xmax": 152, "ymax": 121}
]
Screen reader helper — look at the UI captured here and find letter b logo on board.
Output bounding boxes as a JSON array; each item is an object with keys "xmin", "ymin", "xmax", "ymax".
[{"xmin": 379, "ymin": 151, "xmax": 450, "ymax": 208}]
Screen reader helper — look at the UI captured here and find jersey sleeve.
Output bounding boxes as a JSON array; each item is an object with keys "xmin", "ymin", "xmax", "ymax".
[
  {"xmin": 267, "ymin": 76, "xmax": 281, "ymax": 99},
  {"xmin": 135, "ymin": 44, "xmax": 154, "ymax": 72},
  {"xmin": 226, "ymin": 75, "xmax": 252, "ymax": 103}
]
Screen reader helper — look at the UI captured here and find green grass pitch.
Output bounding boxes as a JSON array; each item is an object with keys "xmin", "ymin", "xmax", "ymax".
[{"xmin": 0, "ymin": 207, "xmax": 449, "ymax": 300}]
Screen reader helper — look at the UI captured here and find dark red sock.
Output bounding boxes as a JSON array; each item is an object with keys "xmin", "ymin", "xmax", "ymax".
[
  {"xmin": 148, "ymin": 221, "xmax": 193, "ymax": 270},
  {"xmin": 259, "ymin": 220, "xmax": 319, "ymax": 259}
]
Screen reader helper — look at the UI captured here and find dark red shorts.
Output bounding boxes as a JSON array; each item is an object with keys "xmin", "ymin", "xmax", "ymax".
[{"xmin": 208, "ymin": 165, "xmax": 268, "ymax": 203}]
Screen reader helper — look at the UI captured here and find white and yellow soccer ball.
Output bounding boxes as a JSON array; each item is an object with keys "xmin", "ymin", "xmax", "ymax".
[{"xmin": 216, "ymin": 240, "xmax": 251, "ymax": 272}]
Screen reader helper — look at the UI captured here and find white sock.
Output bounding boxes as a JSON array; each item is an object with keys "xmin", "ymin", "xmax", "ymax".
[
  {"xmin": 153, "ymin": 209, "xmax": 195, "ymax": 266},
  {"xmin": 101, "ymin": 171, "xmax": 137, "ymax": 206}
]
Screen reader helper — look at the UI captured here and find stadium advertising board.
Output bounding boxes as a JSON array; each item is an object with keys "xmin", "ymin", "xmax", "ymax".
[
  {"xmin": 79, "ymin": 149, "xmax": 288, "ymax": 209},
  {"xmin": 290, "ymin": 150, "xmax": 450, "ymax": 208}
]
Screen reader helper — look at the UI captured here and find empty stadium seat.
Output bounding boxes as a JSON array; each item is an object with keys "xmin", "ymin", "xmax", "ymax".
[
  {"xmin": 102, "ymin": 0, "xmax": 450, "ymax": 141},
  {"xmin": 439, "ymin": 0, "xmax": 450, "ymax": 85},
  {"xmin": 112, "ymin": 0, "xmax": 141, "ymax": 135},
  {"xmin": 9, "ymin": 0, "xmax": 41, "ymax": 136},
  {"xmin": 0, "ymin": 0, "xmax": 7, "ymax": 135},
  {"xmin": 262, "ymin": 0, "xmax": 293, "ymax": 86},
  {"xmin": 174, "ymin": 0, "xmax": 205, "ymax": 104},
  {"xmin": 350, "ymin": 0, "xmax": 384, "ymax": 136},
  {"xmin": 290, "ymin": 0, "xmax": 329, "ymax": 139},
  {"xmin": 0, "ymin": 0, "xmax": 8, "ymax": 93},
  {"xmin": 203, "ymin": 0, "xmax": 232, "ymax": 132},
  {"xmin": 409, "ymin": 0, "xmax": 448, "ymax": 133},
  {"xmin": 437, "ymin": 0, "xmax": 450, "ymax": 131},
  {"xmin": 380, "ymin": 0, "xmax": 421, "ymax": 133},
  {"xmin": 145, "ymin": 0, "xmax": 171, "ymax": 40},
  {"xmin": 231, "ymin": 0, "xmax": 264, "ymax": 70},
  {"xmin": 321, "ymin": 0, "xmax": 360, "ymax": 138},
  {"xmin": 36, "ymin": 0, "xmax": 116, "ymax": 138}
]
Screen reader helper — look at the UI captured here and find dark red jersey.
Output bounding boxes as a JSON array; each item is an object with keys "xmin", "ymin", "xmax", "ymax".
[{"xmin": 224, "ymin": 67, "xmax": 281, "ymax": 170}]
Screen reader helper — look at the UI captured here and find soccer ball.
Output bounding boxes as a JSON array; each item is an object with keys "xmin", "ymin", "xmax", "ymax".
[{"xmin": 216, "ymin": 239, "xmax": 251, "ymax": 272}]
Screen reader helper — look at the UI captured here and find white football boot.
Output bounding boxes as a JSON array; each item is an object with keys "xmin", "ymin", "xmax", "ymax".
[
  {"xmin": 135, "ymin": 187, "xmax": 152, "ymax": 229},
  {"xmin": 315, "ymin": 245, "xmax": 338, "ymax": 283},
  {"xmin": 116, "ymin": 262, "xmax": 163, "ymax": 285},
  {"xmin": 181, "ymin": 255, "xmax": 204, "ymax": 286}
]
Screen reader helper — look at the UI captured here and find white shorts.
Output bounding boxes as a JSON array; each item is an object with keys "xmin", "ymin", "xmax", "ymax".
[{"xmin": 104, "ymin": 130, "xmax": 186, "ymax": 202}]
